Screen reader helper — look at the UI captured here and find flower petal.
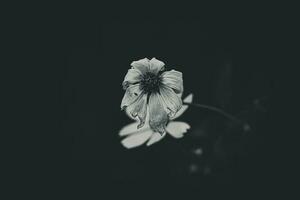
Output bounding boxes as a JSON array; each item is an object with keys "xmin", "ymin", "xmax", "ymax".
[
  {"xmin": 148, "ymin": 92, "xmax": 169, "ymax": 135},
  {"xmin": 121, "ymin": 130, "xmax": 152, "ymax": 149},
  {"xmin": 130, "ymin": 58, "xmax": 150, "ymax": 74},
  {"xmin": 161, "ymin": 70, "xmax": 183, "ymax": 94},
  {"xmin": 119, "ymin": 122, "xmax": 150, "ymax": 137},
  {"xmin": 166, "ymin": 121, "xmax": 190, "ymax": 138},
  {"xmin": 159, "ymin": 85, "xmax": 182, "ymax": 118},
  {"xmin": 125, "ymin": 93, "xmax": 148, "ymax": 128},
  {"xmin": 149, "ymin": 58, "xmax": 165, "ymax": 74},
  {"xmin": 122, "ymin": 68, "xmax": 142, "ymax": 89},
  {"xmin": 121, "ymin": 84, "xmax": 143, "ymax": 110},
  {"xmin": 125, "ymin": 109, "xmax": 137, "ymax": 120},
  {"xmin": 171, "ymin": 93, "xmax": 193, "ymax": 120},
  {"xmin": 119, "ymin": 122, "xmax": 138, "ymax": 136},
  {"xmin": 146, "ymin": 132, "xmax": 166, "ymax": 146}
]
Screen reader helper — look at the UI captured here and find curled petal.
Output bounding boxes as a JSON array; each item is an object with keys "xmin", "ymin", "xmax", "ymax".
[
  {"xmin": 159, "ymin": 85, "xmax": 182, "ymax": 118},
  {"xmin": 148, "ymin": 92, "xmax": 169, "ymax": 135},
  {"xmin": 121, "ymin": 130, "xmax": 153, "ymax": 149},
  {"xmin": 125, "ymin": 109, "xmax": 137, "ymax": 121},
  {"xmin": 171, "ymin": 93, "xmax": 193, "ymax": 120},
  {"xmin": 119, "ymin": 122, "xmax": 150, "ymax": 137},
  {"xmin": 149, "ymin": 58, "xmax": 165, "ymax": 74},
  {"xmin": 126, "ymin": 102, "xmax": 151, "ymax": 122},
  {"xmin": 166, "ymin": 121, "xmax": 190, "ymax": 138},
  {"xmin": 120, "ymin": 84, "xmax": 143, "ymax": 110},
  {"xmin": 130, "ymin": 58, "xmax": 150, "ymax": 74},
  {"xmin": 146, "ymin": 132, "xmax": 166, "ymax": 146},
  {"xmin": 122, "ymin": 68, "xmax": 142, "ymax": 89},
  {"xmin": 161, "ymin": 70, "xmax": 183, "ymax": 94},
  {"xmin": 125, "ymin": 94, "xmax": 148, "ymax": 128}
]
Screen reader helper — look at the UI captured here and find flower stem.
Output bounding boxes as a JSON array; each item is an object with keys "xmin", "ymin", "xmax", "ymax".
[{"xmin": 183, "ymin": 102, "xmax": 241, "ymax": 123}]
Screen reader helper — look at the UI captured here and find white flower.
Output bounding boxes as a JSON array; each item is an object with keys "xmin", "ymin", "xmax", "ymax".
[
  {"xmin": 119, "ymin": 93, "xmax": 193, "ymax": 149},
  {"xmin": 121, "ymin": 58, "xmax": 184, "ymax": 135}
]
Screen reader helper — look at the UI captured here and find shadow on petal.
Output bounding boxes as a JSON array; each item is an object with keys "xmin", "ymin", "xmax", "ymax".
[
  {"xmin": 146, "ymin": 132, "xmax": 166, "ymax": 146},
  {"xmin": 171, "ymin": 93, "xmax": 193, "ymax": 120},
  {"xmin": 148, "ymin": 92, "xmax": 169, "ymax": 135}
]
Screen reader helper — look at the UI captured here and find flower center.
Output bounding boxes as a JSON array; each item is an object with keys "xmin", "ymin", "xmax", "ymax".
[{"xmin": 140, "ymin": 72, "xmax": 161, "ymax": 93}]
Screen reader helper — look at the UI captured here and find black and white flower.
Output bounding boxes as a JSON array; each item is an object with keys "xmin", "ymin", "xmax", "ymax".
[{"xmin": 121, "ymin": 58, "xmax": 184, "ymax": 135}]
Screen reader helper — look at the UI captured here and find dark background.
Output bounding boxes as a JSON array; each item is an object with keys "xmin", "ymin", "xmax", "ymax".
[{"xmin": 12, "ymin": 5, "xmax": 276, "ymax": 199}]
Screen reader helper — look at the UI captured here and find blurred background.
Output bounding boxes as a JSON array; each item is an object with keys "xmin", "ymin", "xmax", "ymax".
[{"xmin": 36, "ymin": 8, "xmax": 273, "ymax": 199}]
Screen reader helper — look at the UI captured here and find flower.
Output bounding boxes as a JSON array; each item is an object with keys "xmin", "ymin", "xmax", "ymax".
[
  {"xmin": 121, "ymin": 58, "xmax": 184, "ymax": 135},
  {"xmin": 119, "ymin": 93, "xmax": 193, "ymax": 148}
]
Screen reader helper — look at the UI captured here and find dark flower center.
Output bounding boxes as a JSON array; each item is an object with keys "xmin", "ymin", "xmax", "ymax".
[{"xmin": 140, "ymin": 72, "xmax": 161, "ymax": 93}]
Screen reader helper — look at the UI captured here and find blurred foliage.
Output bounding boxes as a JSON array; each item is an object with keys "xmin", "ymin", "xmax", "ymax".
[{"xmin": 160, "ymin": 60, "xmax": 269, "ymax": 188}]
